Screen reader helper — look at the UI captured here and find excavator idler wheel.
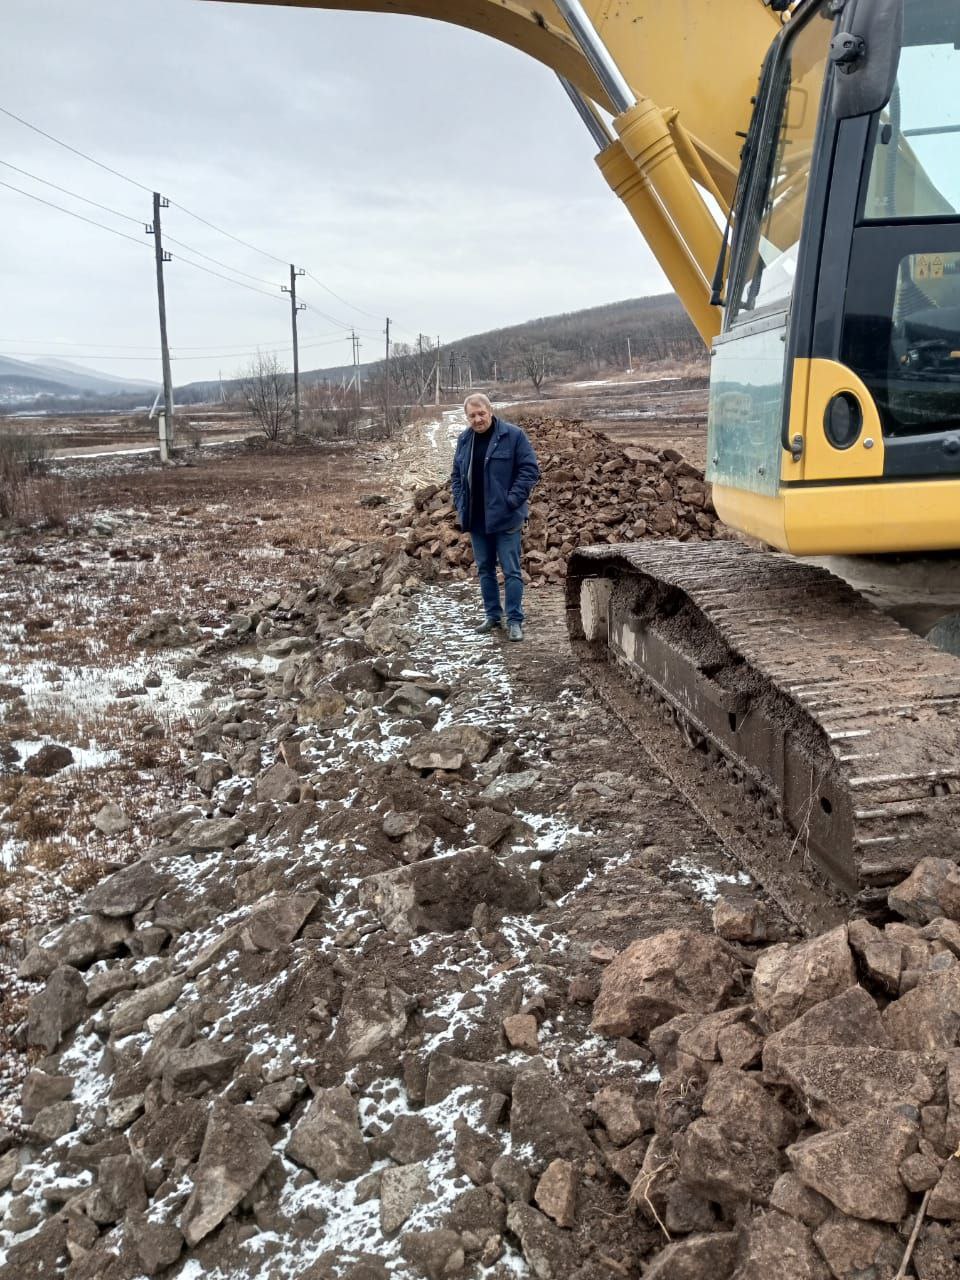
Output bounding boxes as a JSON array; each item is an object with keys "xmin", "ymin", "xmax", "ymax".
[{"xmin": 579, "ymin": 577, "xmax": 612, "ymax": 644}]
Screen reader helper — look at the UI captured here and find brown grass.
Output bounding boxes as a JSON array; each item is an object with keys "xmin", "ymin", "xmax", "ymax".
[
  {"xmin": 25, "ymin": 839, "xmax": 74, "ymax": 872},
  {"xmin": 60, "ymin": 851, "xmax": 112, "ymax": 894},
  {"xmin": 15, "ymin": 810, "xmax": 64, "ymax": 841}
]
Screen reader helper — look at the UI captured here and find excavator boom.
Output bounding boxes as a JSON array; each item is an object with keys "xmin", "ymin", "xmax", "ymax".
[{"xmin": 208, "ymin": 0, "xmax": 784, "ymax": 341}]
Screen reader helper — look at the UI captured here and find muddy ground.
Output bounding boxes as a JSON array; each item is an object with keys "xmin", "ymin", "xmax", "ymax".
[
  {"xmin": 0, "ymin": 398, "xmax": 788, "ymax": 1280},
  {"xmin": 3, "ymin": 375, "xmax": 960, "ymax": 1280}
]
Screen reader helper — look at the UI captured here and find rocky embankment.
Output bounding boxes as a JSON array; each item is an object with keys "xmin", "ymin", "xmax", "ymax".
[
  {"xmin": 2, "ymin": 481, "xmax": 960, "ymax": 1279},
  {"xmin": 386, "ymin": 416, "xmax": 721, "ymax": 586}
]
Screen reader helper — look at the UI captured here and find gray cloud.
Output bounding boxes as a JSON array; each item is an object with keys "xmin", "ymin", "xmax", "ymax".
[{"xmin": 3, "ymin": 0, "xmax": 668, "ymax": 382}]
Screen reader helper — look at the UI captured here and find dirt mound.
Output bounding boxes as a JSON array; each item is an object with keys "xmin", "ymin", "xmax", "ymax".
[{"xmin": 386, "ymin": 416, "xmax": 722, "ymax": 587}]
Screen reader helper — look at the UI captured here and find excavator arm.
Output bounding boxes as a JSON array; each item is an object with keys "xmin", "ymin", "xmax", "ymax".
[{"xmin": 206, "ymin": 0, "xmax": 784, "ymax": 341}]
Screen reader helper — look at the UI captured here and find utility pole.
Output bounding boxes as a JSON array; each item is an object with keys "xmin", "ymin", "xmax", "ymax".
[
  {"xmin": 147, "ymin": 192, "xmax": 174, "ymax": 455},
  {"xmin": 351, "ymin": 330, "xmax": 362, "ymax": 436},
  {"xmin": 626, "ymin": 336, "xmax": 633, "ymax": 372},
  {"xmin": 282, "ymin": 264, "xmax": 306, "ymax": 436},
  {"xmin": 418, "ymin": 333, "xmax": 424, "ymax": 401},
  {"xmin": 384, "ymin": 317, "xmax": 391, "ymax": 437},
  {"xmin": 434, "ymin": 336, "xmax": 441, "ymax": 405}
]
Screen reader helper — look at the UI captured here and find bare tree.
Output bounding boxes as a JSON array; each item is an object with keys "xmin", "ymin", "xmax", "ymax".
[
  {"xmin": 517, "ymin": 343, "xmax": 553, "ymax": 395},
  {"xmin": 236, "ymin": 352, "xmax": 294, "ymax": 440}
]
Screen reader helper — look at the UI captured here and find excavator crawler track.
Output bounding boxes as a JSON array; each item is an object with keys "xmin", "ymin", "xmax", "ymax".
[{"xmin": 566, "ymin": 541, "xmax": 960, "ymax": 914}]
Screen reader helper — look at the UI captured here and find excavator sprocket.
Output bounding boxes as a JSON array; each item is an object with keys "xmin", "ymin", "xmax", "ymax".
[{"xmin": 566, "ymin": 540, "xmax": 960, "ymax": 911}]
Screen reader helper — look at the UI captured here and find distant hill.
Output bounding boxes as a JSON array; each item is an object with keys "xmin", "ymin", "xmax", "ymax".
[
  {"xmin": 1, "ymin": 293, "xmax": 701, "ymax": 410},
  {"xmin": 177, "ymin": 292, "xmax": 702, "ymax": 400},
  {"xmin": 0, "ymin": 354, "xmax": 158, "ymax": 403}
]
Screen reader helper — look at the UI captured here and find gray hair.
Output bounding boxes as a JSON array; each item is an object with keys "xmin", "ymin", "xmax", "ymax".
[{"xmin": 463, "ymin": 392, "xmax": 492, "ymax": 413}]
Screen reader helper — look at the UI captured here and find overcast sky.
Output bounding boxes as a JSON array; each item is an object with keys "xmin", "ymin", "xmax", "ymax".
[{"xmin": 3, "ymin": 0, "xmax": 670, "ymax": 385}]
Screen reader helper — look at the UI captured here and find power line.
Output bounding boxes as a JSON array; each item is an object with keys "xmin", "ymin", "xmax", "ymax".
[
  {"xmin": 166, "ymin": 252, "xmax": 286, "ymax": 302},
  {"xmin": 0, "ymin": 332, "xmax": 349, "ymax": 352},
  {"xmin": 0, "ymin": 159, "xmax": 142, "ymax": 224},
  {"xmin": 0, "ymin": 103, "xmax": 153, "ymax": 193},
  {"xmin": 0, "ymin": 179, "xmax": 151, "ymax": 249},
  {"xmin": 166, "ymin": 199, "xmax": 289, "ymax": 268},
  {"xmin": 1, "ymin": 158, "xmax": 289, "ymax": 292},
  {"xmin": 0, "ymin": 159, "xmax": 286, "ymax": 289},
  {"xmin": 163, "ymin": 235, "xmax": 281, "ymax": 289},
  {"xmin": 0, "ymin": 103, "xmax": 424, "ymax": 356},
  {"xmin": 0, "ymin": 178, "xmax": 285, "ymax": 303},
  {"xmin": 0, "ymin": 103, "xmax": 290, "ymax": 270},
  {"xmin": 303, "ymin": 269, "xmax": 382, "ymax": 321}
]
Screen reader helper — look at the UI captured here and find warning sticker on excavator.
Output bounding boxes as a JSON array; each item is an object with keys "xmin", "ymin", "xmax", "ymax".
[{"xmin": 914, "ymin": 253, "xmax": 948, "ymax": 279}]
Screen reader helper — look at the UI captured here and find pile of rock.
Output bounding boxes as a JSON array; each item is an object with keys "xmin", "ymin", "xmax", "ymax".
[
  {"xmin": 7, "ymin": 516, "xmax": 960, "ymax": 1280},
  {"xmin": 578, "ymin": 863, "xmax": 960, "ymax": 1278},
  {"xmin": 382, "ymin": 417, "xmax": 720, "ymax": 586}
]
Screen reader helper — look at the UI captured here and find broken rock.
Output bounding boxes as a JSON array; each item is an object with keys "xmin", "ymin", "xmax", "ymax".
[
  {"xmin": 888, "ymin": 857, "xmax": 960, "ymax": 925},
  {"xmin": 883, "ymin": 964, "xmax": 960, "ymax": 1050},
  {"xmin": 534, "ymin": 1159, "xmax": 577, "ymax": 1229},
  {"xmin": 380, "ymin": 1163, "xmax": 429, "ymax": 1236},
  {"xmin": 752, "ymin": 926, "xmax": 856, "ymax": 1033},
  {"xmin": 359, "ymin": 846, "xmax": 536, "ymax": 937},
  {"xmin": 510, "ymin": 1062, "xmax": 593, "ymax": 1164},
  {"xmin": 286, "ymin": 1084, "xmax": 371, "ymax": 1183},
  {"xmin": 27, "ymin": 965, "xmax": 87, "ymax": 1053},
  {"xmin": 180, "ymin": 1100, "xmax": 273, "ymax": 1246},
  {"xmin": 734, "ymin": 1210, "xmax": 829, "ymax": 1280},
  {"xmin": 642, "ymin": 1232, "xmax": 738, "ymax": 1280},
  {"xmin": 787, "ymin": 1107, "xmax": 918, "ymax": 1222},
  {"xmin": 765, "ymin": 1042, "xmax": 937, "ymax": 1128},
  {"xmin": 591, "ymin": 928, "xmax": 738, "ymax": 1039}
]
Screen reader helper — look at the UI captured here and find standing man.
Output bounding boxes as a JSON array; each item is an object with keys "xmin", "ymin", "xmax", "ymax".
[{"xmin": 450, "ymin": 393, "xmax": 540, "ymax": 641}]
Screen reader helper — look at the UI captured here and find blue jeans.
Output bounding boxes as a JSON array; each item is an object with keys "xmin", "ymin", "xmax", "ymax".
[{"xmin": 470, "ymin": 528, "xmax": 524, "ymax": 625}]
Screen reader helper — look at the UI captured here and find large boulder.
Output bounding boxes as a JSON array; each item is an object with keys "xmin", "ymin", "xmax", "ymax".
[
  {"xmin": 888, "ymin": 857, "xmax": 960, "ymax": 924},
  {"xmin": 883, "ymin": 965, "xmax": 960, "ymax": 1050},
  {"xmin": 180, "ymin": 1100, "xmax": 273, "ymax": 1246},
  {"xmin": 19, "ymin": 914, "xmax": 131, "ymax": 979},
  {"xmin": 82, "ymin": 863, "xmax": 174, "ymax": 918},
  {"xmin": 764, "ymin": 1043, "xmax": 938, "ymax": 1128},
  {"xmin": 591, "ymin": 929, "xmax": 739, "ymax": 1040},
  {"xmin": 27, "ymin": 966, "xmax": 87, "ymax": 1053},
  {"xmin": 752, "ymin": 926, "xmax": 856, "ymax": 1033},
  {"xmin": 286, "ymin": 1085, "xmax": 371, "ymax": 1183},
  {"xmin": 358, "ymin": 846, "xmax": 537, "ymax": 937},
  {"xmin": 787, "ymin": 1108, "xmax": 918, "ymax": 1222}
]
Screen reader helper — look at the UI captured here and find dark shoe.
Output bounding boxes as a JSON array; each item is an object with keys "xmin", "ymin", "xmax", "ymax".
[
  {"xmin": 508, "ymin": 623, "xmax": 523, "ymax": 642},
  {"xmin": 476, "ymin": 617, "xmax": 504, "ymax": 634}
]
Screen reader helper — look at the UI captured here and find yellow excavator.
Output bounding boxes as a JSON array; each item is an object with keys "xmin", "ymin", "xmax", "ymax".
[{"xmin": 217, "ymin": 0, "xmax": 960, "ymax": 916}]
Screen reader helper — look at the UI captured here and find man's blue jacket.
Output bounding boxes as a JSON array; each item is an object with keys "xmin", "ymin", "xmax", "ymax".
[{"xmin": 450, "ymin": 416, "xmax": 540, "ymax": 535}]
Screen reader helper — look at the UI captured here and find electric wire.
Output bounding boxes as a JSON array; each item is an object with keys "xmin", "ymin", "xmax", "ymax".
[
  {"xmin": 0, "ymin": 103, "xmax": 153, "ymax": 193},
  {"xmin": 303, "ymin": 269, "xmax": 382, "ymax": 321},
  {"xmin": 165, "ymin": 199, "xmax": 289, "ymax": 268},
  {"xmin": 1, "ymin": 103, "xmax": 420, "ymax": 356},
  {"xmin": 0, "ymin": 159, "xmax": 143, "ymax": 224},
  {"xmin": 0, "ymin": 161, "xmax": 286, "ymax": 295},
  {"xmin": 0, "ymin": 179, "xmax": 152, "ymax": 249}
]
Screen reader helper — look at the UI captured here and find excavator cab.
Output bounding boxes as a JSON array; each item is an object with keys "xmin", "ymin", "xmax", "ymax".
[{"xmin": 711, "ymin": 0, "xmax": 960, "ymax": 555}]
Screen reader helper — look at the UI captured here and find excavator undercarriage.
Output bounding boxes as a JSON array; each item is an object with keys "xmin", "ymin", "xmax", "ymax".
[{"xmin": 566, "ymin": 542, "xmax": 960, "ymax": 923}]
